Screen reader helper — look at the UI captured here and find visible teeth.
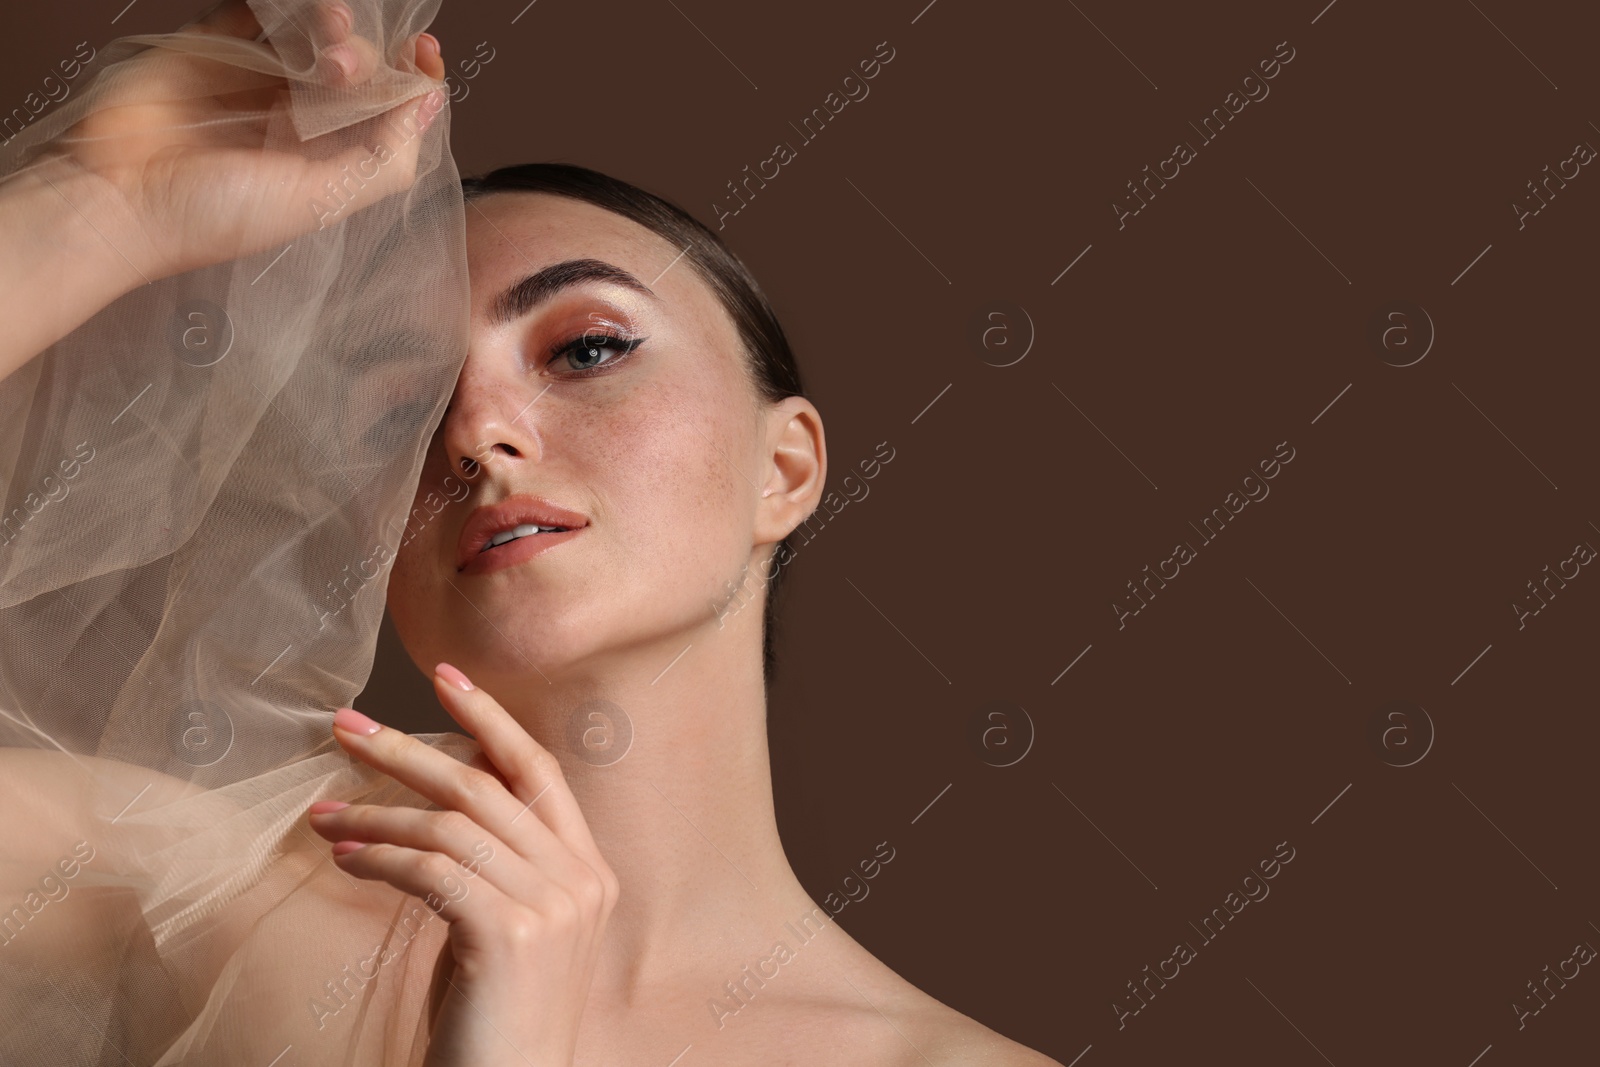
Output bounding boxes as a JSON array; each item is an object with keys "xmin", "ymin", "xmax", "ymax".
[{"xmin": 483, "ymin": 523, "xmax": 567, "ymax": 551}]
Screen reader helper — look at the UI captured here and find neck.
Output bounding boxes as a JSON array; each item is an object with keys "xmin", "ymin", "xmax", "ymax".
[{"xmin": 481, "ymin": 600, "xmax": 816, "ymax": 1005}]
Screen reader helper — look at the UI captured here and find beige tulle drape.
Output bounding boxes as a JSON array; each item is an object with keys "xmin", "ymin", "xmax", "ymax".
[{"xmin": 0, "ymin": 2, "xmax": 478, "ymax": 1063}]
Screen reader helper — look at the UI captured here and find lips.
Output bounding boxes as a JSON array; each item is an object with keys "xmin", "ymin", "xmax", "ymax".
[{"xmin": 456, "ymin": 494, "xmax": 590, "ymax": 574}]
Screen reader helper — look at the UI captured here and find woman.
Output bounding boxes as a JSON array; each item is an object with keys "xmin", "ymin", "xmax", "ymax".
[{"xmin": 0, "ymin": 2, "xmax": 1059, "ymax": 1063}]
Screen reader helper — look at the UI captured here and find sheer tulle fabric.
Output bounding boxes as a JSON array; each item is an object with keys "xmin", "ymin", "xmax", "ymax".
[{"xmin": 0, "ymin": 2, "xmax": 474, "ymax": 1062}]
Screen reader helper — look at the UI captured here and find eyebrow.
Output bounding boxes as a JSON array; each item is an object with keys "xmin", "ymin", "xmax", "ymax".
[{"xmin": 486, "ymin": 258, "xmax": 659, "ymax": 328}]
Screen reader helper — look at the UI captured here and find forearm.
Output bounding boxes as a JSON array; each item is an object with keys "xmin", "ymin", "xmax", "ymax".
[{"xmin": 0, "ymin": 157, "xmax": 152, "ymax": 386}]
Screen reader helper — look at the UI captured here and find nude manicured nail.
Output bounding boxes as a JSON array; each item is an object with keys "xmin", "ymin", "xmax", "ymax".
[
  {"xmin": 435, "ymin": 662, "xmax": 474, "ymax": 691},
  {"xmin": 308, "ymin": 801, "xmax": 350, "ymax": 815},
  {"xmin": 323, "ymin": 43, "xmax": 357, "ymax": 79},
  {"xmin": 332, "ymin": 840, "xmax": 365, "ymax": 856},
  {"xmin": 333, "ymin": 707, "xmax": 382, "ymax": 736}
]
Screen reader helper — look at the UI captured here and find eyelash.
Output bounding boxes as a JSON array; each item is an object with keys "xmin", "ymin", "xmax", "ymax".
[
  {"xmin": 547, "ymin": 330, "xmax": 646, "ymax": 376},
  {"xmin": 442, "ymin": 331, "xmax": 645, "ymax": 416}
]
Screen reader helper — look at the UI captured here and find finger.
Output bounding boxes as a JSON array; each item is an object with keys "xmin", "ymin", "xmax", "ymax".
[
  {"xmin": 309, "ymin": 801, "xmax": 502, "ymax": 860},
  {"xmin": 294, "ymin": 88, "xmax": 443, "ymax": 220},
  {"xmin": 329, "ymin": 840, "xmax": 510, "ymax": 920},
  {"xmin": 184, "ymin": 0, "xmax": 266, "ymax": 39},
  {"xmin": 466, "ymin": 748, "xmax": 512, "ymax": 790},
  {"xmin": 430, "ymin": 665, "xmax": 607, "ymax": 863},
  {"xmin": 319, "ymin": 28, "xmax": 382, "ymax": 88},
  {"xmin": 185, "ymin": 0, "xmax": 347, "ymax": 46},
  {"xmin": 183, "ymin": 1, "xmax": 368, "ymax": 93},
  {"xmin": 307, "ymin": 802, "xmax": 560, "ymax": 900},
  {"xmin": 413, "ymin": 32, "xmax": 446, "ymax": 82},
  {"xmin": 330, "ymin": 705, "xmax": 570, "ymax": 864},
  {"xmin": 314, "ymin": 0, "xmax": 354, "ymax": 43}
]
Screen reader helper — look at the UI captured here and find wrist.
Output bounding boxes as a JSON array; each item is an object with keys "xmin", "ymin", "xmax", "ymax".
[
  {"xmin": 0, "ymin": 155, "xmax": 166, "ymax": 378},
  {"xmin": 5, "ymin": 154, "xmax": 164, "ymax": 297}
]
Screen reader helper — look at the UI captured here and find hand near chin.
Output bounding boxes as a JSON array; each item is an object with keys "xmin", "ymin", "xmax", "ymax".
[{"xmin": 309, "ymin": 665, "xmax": 619, "ymax": 1067}]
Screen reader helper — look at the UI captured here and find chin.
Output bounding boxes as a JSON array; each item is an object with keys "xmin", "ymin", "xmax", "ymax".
[{"xmin": 446, "ymin": 611, "xmax": 621, "ymax": 686}]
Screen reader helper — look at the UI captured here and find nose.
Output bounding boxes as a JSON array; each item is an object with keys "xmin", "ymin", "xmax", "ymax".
[{"xmin": 439, "ymin": 360, "xmax": 545, "ymax": 478}]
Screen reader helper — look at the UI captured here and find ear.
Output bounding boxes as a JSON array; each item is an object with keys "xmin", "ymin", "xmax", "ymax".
[{"xmin": 754, "ymin": 396, "xmax": 825, "ymax": 547}]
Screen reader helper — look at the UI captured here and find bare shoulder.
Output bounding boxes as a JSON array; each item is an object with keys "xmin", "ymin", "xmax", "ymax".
[
  {"xmin": 0, "ymin": 747, "xmax": 221, "ymax": 972},
  {"xmin": 794, "ymin": 928, "xmax": 1062, "ymax": 1067},
  {"xmin": 0, "ymin": 748, "xmax": 211, "ymax": 863},
  {"xmin": 886, "ymin": 990, "xmax": 1065, "ymax": 1067}
]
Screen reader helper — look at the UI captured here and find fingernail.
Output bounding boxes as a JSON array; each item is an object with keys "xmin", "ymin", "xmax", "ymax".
[
  {"xmin": 419, "ymin": 32, "xmax": 440, "ymax": 57},
  {"xmin": 333, "ymin": 707, "xmax": 383, "ymax": 736},
  {"xmin": 308, "ymin": 801, "xmax": 350, "ymax": 815},
  {"xmin": 324, "ymin": 43, "xmax": 357, "ymax": 80},
  {"xmin": 332, "ymin": 840, "xmax": 366, "ymax": 856},
  {"xmin": 435, "ymin": 662, "xmax": 474, "ymax": 691},
  {"xmin": 329, "ymin": 2, "xmax": 353, "ymax": 34}
]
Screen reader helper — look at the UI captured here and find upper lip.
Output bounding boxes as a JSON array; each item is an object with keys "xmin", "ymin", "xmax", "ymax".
[{"xmin": 456, "ymin": 493, "xmax": 590, "ymax": 571}]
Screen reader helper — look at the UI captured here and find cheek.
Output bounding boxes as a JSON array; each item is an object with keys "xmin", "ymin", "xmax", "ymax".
[
  {"xmin": 388, "ymin": 523, "xmax": 429, "ymax": 602},
  {"xmin": 594, "ymin": 383, "xmax": 751, "ymax": 566},
  {"xmin": 384, "ymin": 510, "xmax": 434, "ymax": 630},
  {"xmin": 387, "ymin": 454, "xmax": 473, "ymax": 612}
]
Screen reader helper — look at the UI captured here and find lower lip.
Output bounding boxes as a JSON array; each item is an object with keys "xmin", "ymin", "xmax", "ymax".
[{"xmin": 458, "ymin": 527, "xmax": 585, "ymax": 577}]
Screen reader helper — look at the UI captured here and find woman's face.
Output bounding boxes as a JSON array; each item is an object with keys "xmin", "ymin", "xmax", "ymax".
[{"xmin": 386, "ymin": 191, "xmax": 782, "ymax": 688}]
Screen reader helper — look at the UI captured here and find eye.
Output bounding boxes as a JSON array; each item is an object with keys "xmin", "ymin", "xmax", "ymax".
[{"xmin": 549, "ymin": 331, "xmax": 645, "ymax": 375}]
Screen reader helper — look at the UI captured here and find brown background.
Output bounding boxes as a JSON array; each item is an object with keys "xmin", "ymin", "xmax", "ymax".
[{"xmin": 11, "ymin": 0, "xmax": 1598, "ymax": 1062}]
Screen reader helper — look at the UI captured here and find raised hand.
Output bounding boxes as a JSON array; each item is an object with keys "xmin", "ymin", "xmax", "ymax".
[
  {"xmin": 42, "ymin": 0, "xmax": 448, "ymax": 284},
  {"xmin": 308, "ymin": 664, "xmax": 620, "ymax": 1067}
]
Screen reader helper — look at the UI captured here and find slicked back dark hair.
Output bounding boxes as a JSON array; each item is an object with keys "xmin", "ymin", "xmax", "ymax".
[{"xmin": 460, "ymin": 163, "xmax": 806, "ymax": 689}]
